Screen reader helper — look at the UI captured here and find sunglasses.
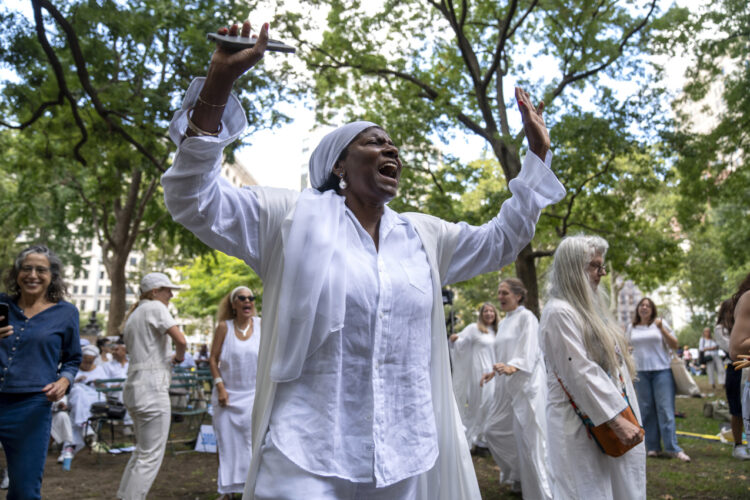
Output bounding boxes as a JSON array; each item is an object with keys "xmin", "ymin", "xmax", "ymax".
[{"xmin": 236, "ymin": 295, "xmax": 255, "ymax": 302}]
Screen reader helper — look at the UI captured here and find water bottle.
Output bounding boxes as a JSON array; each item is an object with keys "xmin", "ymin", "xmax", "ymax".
[{"xmin": 61, "ymin": 447, "xmax": 73, "ymax": 471}]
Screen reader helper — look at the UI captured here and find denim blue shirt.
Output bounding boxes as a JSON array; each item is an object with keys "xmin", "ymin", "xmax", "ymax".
[{"xmin": 0, "ymin": 293, "xmax": 81, "ymax": 393}]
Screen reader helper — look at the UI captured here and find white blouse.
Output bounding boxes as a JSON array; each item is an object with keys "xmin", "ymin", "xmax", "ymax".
[{"xmin": 626, "ymin": 322, "xmax": 672, "ymax": 372}]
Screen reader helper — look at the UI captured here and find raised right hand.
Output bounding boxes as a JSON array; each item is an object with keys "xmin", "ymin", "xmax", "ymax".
[{"xmin": 208, "ymin": 21, "xmax": 270, "ymax": 84}]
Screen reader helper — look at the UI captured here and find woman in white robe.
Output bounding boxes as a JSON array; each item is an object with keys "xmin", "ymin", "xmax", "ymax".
[
  {"xmin": 450, "ymin": 303, "xmax": 498, "ymax": 447},
  {"xmin": 162, "ymin": 20, "xmax": 565, "ymax": 500},
  {"xmin": 539, "ymin": 235, "xmax": 645, "ymax": 500},
  {"xmin": 210, "ymin": 287, "xmax": 261, "ymax": 499},
  {"xmin": 69, "ymin": 345, "xmax": 108, "ymax": 452},
  {"xmin": 481, "ymin": 278, "xmax": 551, "ymax": 498}
]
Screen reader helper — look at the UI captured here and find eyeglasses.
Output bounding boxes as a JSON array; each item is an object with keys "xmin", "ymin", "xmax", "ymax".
[
  {"xmin": 236, "ymin": 295, "xmax": 255, "ymax": 302},
  {"xmin": 20, "ymin": 265, "xmax": 50, "ymax": 275},
  {"xmin": 588, "ymin": 263, "xmax": 607, "ymax": 275}
]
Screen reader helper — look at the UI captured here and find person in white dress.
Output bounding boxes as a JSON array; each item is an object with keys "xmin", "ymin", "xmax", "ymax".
[
  {"xmin": 449, "ymin": 303, "xmax": 497, "ymax": 448},
  {"xmin": 68, "ymin": 344, "xmax": 108, "ymax": 453},
  {"xmin": 117, "ymin": 272, "xmax": 187, "ymax": 500},
  {"xmin": 480, "ymin": 278, "xmax": 552, "ymax": 498},
  {"xmin": 539, "ymin": 235, "xmax": 645, "ymax": 500},
  {"xmin": 162, "ymin": 19, "xmax": 565, "ymax": 500},
  {"xmin": 210, "ymin": 286, "xmax": 261, "ymax": 499}
]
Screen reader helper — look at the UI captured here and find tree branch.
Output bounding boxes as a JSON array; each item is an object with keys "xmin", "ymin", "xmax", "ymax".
[{"xmin": 35, "ymin": 0, "xmax": 168, "ymax": 172}]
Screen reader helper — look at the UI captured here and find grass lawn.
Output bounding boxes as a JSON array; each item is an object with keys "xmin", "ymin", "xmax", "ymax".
[{"xmin": 474, "ymin": 374, "xmax": 750, "ymax": 499}]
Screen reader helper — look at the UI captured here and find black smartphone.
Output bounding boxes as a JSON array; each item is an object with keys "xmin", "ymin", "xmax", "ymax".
[
  {"xmin": 0, "ymin": 303, "xmax": 9, "ymax": 328},
  {"xmin": 207, "ymin": 32, "xmax": 296, "ymax": 54}
]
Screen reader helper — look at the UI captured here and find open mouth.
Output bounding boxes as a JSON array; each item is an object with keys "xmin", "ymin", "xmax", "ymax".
[{"xmin": 378, "ymin": 162, "xmax": 399, "ymax": 179}]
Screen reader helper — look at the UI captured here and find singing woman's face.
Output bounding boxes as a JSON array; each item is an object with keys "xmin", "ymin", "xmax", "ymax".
[{"xmin": 334, "ymin": 127, "xmax": 403, "ymax": 205}]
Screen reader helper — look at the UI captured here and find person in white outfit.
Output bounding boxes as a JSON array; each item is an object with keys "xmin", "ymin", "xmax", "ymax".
[
  {"xmin": 68, "ymin": 344, "xmax": 108, "ymax": 453},
  {"xmin": 449, "ymin": 302, "xmax": 497, "ymax": 448},
  {"xmin": 480, "ymin": 278, "xmax": 552, "ymax": 498},
  {"xmin": 161, "ymin": 19, "xmax": 565, "ymax": 500},
  {"xmin": 700, "ymin": 327, "xmax": 724, "ymax": 389},
  {"xmin": 210, "ymin": 286, "xmax": 261, "ymax": 499},
  {"xmin": 117, "ymin": 272, "xmax": 187, "ymax": 500},
  {"xmin": 539, "ymin": 235, "xmax": 646, "ymax": 500}
]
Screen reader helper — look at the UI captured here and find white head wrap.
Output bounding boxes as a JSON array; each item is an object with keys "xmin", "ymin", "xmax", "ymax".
[
  {"xmin": 82, "ymin": 345, "xmax": 100, "ymax": 358},
  {"xmin": 308, "ymin": 121, "xmax": 379, "ymax": 189},
  {"xmin": 271, "ymin": 121, "xmax": 379, "ymax": 382}
]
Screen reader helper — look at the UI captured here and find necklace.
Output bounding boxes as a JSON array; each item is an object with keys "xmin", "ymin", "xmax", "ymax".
[{"xmin": 236, "ymin": 320, "xmax": 252, "ymax": 337}]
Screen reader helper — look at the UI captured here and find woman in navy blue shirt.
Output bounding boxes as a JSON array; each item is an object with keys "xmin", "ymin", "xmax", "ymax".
[{"xmin": 0, "ymin": 245, "xmax": 81, "ymax": 499}]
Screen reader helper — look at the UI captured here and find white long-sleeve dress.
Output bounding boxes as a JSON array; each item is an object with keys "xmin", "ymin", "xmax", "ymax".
[
  {"xmin": 212, "ymin": 318, "xmax": 261, "ymax": 494},
  {"xmin": 539, "ymin": 298, "xmax": 645, "ymax": 500},
  {"xmin": 484, "ymin": 305, "xmax": 552, "ymax": 499},
  {"xmin": 451, "ymin": 324, "xmax": 496, "ymax": 446},
  {"xmin": 162, "ymin": 78, "xmax": 566, "ymax": 500}
]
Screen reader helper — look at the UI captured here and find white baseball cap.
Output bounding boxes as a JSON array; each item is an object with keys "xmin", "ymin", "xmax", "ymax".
[{"xmin": 140, "ymin": 272, "xmax": 182, "ymax": 294}]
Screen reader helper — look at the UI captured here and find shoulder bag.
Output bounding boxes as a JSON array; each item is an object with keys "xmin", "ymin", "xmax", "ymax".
[{"xmin": 556, "ymin": 372, "xmax": 644, "ymax": 457}]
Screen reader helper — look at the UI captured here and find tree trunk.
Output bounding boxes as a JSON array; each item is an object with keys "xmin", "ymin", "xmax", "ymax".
[
  {"xmin": 515, "ymin": 244, "xmax": 540, "ymax": 317},
  {"xmin": 105, "ymin": 253, "xmax": 129, "ymax": 336}
]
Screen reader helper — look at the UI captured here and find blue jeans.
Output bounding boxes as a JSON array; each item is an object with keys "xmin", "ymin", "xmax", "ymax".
[
  {"xmin": 0, "ymin": 392, "xmax": 53, "ymax": 500},
  {"xmin": 634, "ymin": 369, "xmax": 682, "ymax": 453}
]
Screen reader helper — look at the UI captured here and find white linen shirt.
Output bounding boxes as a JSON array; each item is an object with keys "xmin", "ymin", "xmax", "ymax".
[
  {"xmin": 270, "ymin": 205, "xmax": 436, "ymax": 484},
  {"xmin": 626, "ymin": 322, "xmax": 672, "ymax": 372},
  {"xmin": 161, "ymin": 77, "xmax": 567, "ymax": 491}
]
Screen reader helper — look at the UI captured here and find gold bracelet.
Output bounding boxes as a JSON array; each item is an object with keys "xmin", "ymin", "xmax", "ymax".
[
  {"xmin": 197, "ymin": 94, "xmax": 227, "ymax": 108},
  {"xmin": 186, "ymin": 107, "xmax": 222, "ymax": 137}
]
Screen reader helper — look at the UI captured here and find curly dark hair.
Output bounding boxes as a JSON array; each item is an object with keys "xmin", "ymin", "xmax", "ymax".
[
  {"xmin": 632, "ymin": 297, "xmax": 657, "ymax": 326},
  {"xmin": 4, "ymin": 245, "xmax": 68, "ymax": 303}
]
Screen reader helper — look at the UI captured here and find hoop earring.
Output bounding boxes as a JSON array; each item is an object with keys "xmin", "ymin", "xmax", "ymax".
[{"xmin": 338, "ymin": 175, "xmax": 348, "ymax": 190}]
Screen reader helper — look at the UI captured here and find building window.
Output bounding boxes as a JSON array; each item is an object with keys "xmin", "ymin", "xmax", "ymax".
[
  {"xmin": 82, "ymin": 286, "xmax": 88, "ymax": 294},
  {"xmin": 100, "ymin": 271, "xmax": 105, "ymax": 279},
  {"xmin": 80, "ymin": 300, "xmax": 86, "ymax": 310},
  {"xmin": 130, "ymin": 257, "xmax": 137, "ymax": 266},
  {"xmin": 73, "ymin": 285, "xmax": 79, "ymax": 294},
  {"xmin": 107, "ymin": 286, "xmax": 111, "ymax": 293},
  {"xmin": 105, "ymin": 300, "xmax": 110, "ymax": 311},
  {"xmin": 97, "ymin": 300, "xmax": 101, "ymax": 312}
]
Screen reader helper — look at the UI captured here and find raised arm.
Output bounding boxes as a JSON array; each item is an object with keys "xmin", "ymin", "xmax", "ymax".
[
  {"xmin": 443, "ymin": 89, "xmax": 564, "ymax": 285},
  {"xmin": 189, "ymin": 21, "xmax": 269, "ymax": 136}
]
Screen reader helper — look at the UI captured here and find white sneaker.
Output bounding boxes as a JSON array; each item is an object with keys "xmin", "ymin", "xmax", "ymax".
[
  {"xmin": 732, "ymin": 444, "xmax": 750, "ymax": 460},
  {"xmin": 1, "ymin": 468, "xmax": 8, "ymax": 489}
]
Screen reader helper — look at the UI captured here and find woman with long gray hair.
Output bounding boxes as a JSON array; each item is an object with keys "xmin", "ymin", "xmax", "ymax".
[{"xmin": 539, "ymin": 235, "xmax": 645, "ymax": 499}]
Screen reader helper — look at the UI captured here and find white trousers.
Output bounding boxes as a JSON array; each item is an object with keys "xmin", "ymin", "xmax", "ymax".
[
  {"xmin": 705, "ymin": 355, "xmax": 724, "ymax": 387},
  {"xmin": 117, "ymin": 371, "xmax": 171, "ymax": 500},
  {"xmin": 254, "ymin": 435, "xmax": 418, "ymax": 500},
  {"xmin": 50, "ymin": 411, "xmax": 73, "ymax": 445}
]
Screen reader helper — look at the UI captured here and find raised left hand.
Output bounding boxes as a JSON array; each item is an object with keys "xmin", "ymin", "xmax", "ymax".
[
  {"xmin": 43, "ymin": 377, "xmax": 70, "ymax": 402},
  {"xmin": 515, "ymin": 87, "xmax": 549, "ymax": 160}
]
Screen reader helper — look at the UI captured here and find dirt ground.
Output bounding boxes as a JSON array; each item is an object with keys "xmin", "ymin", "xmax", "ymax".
[
  {"xmin": 0, "ymin": 418, "xmax": 223, "ymax": 500},
  {"xmin": 3, "ymin": 375, "xmax": 750, "ymax": 499}
]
